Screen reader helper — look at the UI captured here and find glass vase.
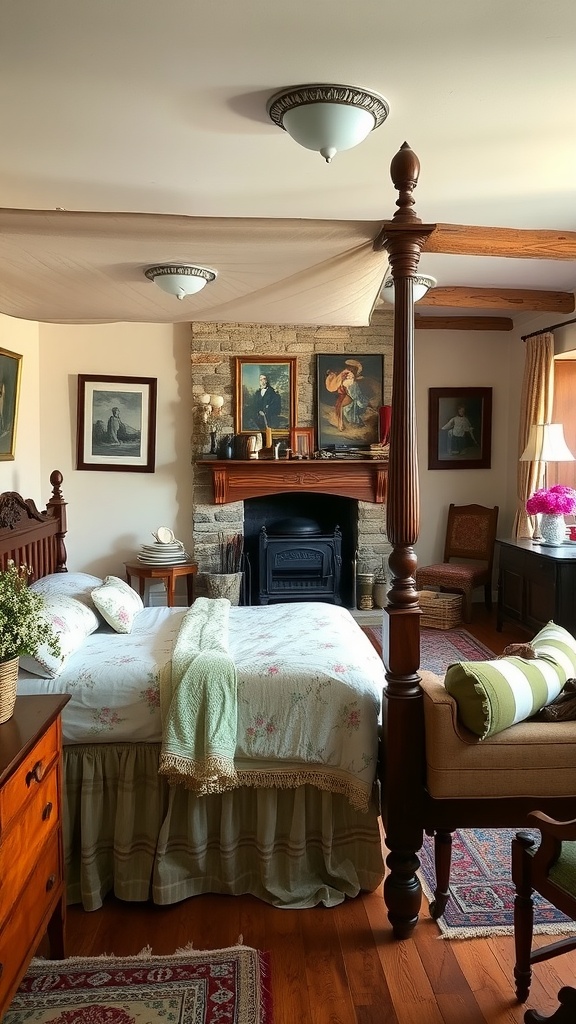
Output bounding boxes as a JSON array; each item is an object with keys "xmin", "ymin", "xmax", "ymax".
[{"xmin": 539, "ymin": 513, "xmax": 566, "ymax": 546}]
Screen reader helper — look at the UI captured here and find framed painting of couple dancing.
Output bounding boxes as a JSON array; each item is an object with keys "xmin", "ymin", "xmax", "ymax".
[
  {"xmin": 76, "ymin": 374, "xmax": 157, "ymax": 472},
  {"xmin": 316, "ymin": 354, "xmax": 384, "ymax": 451},
  {"xmin": 0, "ymin": 347, "xmax": 22, "ymax": 461}
]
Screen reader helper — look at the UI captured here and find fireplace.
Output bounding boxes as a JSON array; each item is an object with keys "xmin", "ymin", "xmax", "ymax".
[
  {"xmin": 258, "ymin": 517, "xmax": 342, "ymax": 605},
  {"xmin": 243, "ymin": 493, "xmax": 356, "ymax": 606}
]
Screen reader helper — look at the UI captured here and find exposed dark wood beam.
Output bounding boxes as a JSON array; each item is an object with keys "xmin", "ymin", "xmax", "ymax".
[
  {"xmin": 425, "ymin": 223, "xmax": 576, "ymax": 260},
  {"xmin": 415, "ymin": 315, "xmax": 513, "ymax": 331},
  {"xmin": 421, "ymin": 287, "xmax": 574, "ymax": 313}
]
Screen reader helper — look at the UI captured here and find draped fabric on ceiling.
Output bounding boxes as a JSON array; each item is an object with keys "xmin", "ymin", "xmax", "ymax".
[{"xmin": 513, "ymin": 331, "xmax": 554, "ymax": 539}]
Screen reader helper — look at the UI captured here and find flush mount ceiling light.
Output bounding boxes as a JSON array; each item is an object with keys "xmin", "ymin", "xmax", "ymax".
[
  {"xmin": 266, "ymin": 83, "xmax": 389, "ymax": 163},
  {"xmin": 144, "ymin": 264, "xmax": 217, "ymax": 300},
  {"xmin": 380, "ymin": 273, "xmax": 437, "ymax": 304}
]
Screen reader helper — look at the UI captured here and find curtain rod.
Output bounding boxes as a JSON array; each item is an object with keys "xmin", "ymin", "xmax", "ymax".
[{"xmin": 521, "ymin": 316, "xmax": 576, "ymax": 342}]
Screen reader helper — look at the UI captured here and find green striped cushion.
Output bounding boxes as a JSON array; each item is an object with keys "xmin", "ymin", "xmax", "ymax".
[{"xmin": 444, "ymin": 621, "xmax": 576, "ymax": 739}]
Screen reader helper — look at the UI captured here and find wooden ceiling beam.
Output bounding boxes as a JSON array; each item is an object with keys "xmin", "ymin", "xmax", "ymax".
[
  {"xmin": 415, "ymin": 316, "xmax": 513, "ymax": 331},
  {"xmin": 425, "ymin": 223, "xmax": 576, "ymax": 259},
  {"xmin": 421, "ymin": 287, "xmax": 574, "ymax": 312}
]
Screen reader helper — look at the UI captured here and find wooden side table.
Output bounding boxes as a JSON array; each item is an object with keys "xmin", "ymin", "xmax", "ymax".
[{"xmin": 125, "ymin": 561, "xmax": 197, "ymax": 607}]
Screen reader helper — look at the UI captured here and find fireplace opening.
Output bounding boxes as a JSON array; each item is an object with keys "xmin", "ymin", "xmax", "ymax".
[{"xmin": 243, "ymin": 493, "xmax": 357, "ymax": 607}]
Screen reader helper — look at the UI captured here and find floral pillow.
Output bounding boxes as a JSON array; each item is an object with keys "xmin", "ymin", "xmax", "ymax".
[
  {"xmin": 91, "ymin": 576, "xmax": 143, "ymax": 634},
  {"xmin": 20, "ymin": 593, "xmax": 101, "ymax": 678},
  {"xmin": 31, "ymin": 572, "xmax": 104, "ymax": 608}
]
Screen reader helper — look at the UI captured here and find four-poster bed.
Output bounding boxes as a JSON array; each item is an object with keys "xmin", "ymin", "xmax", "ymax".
[{"xmin": 6, "ymin": 144, "xmax": 576, "ymax": 939}]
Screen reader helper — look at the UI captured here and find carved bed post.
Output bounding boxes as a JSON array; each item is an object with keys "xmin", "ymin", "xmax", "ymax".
[
  {"xmin": 374, "ymin": 143, "xmax": 436, "ymax": 938},
  {"xmin": 45, "ymin": 470, "xmax": 68, "ymax": 572}
]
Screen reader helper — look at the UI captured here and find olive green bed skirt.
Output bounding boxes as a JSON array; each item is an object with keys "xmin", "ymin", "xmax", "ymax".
[{"xmin": 63, "ymin": 743, "xmax": 385, "ymax": 911}]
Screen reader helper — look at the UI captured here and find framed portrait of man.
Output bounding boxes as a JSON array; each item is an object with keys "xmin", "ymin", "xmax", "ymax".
[{"xmin": 234, "ymin": 357, "xmax": 297, "ymax": 436}]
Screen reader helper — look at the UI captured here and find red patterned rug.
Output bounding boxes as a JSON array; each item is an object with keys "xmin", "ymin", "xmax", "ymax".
[
  {"xmin": 361, "ymin": 625, "xmax": 495, "ymax": 673},
  {"xmin": 5, "ymin": 945, "xmax": 272, "ymax": 1024},
  {"xmin": 419, "ymin": 828, "xmax": 576, "ymax": 938}
]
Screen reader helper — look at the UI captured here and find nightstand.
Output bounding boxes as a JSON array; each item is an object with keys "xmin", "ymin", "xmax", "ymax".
[
  {"xmin": 0, "ymin": 694, "xmax": 70, "ymax": 1018},
  {"xmin": 124, "ymin": 561, "xmax": 197, "ymax": 607}
]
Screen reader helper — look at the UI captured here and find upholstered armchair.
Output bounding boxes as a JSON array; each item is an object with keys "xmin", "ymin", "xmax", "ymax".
[{"xmin": 416, "ymin": 503, "xmax": 499, "ymax": 622}]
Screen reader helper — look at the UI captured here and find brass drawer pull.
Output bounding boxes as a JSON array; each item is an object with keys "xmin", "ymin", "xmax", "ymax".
[
  {"xmin": 26, "ymin": 761, "xmax": 45, "ymax": 787},
  {"xmin": 45, "ymin": 874, "xmax": 56, "ymax": 892},
  {"xmin": 42, "ymin": 802, "xmax": 53, "ymax": 821}
]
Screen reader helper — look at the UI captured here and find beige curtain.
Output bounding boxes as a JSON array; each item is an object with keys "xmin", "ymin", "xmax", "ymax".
[{"xmin": 513, "ymin": 331, "xmax": 554, "ymax": 538}]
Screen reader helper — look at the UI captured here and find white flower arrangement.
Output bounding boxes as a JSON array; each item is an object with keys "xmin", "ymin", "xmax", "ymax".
[{"xmin": 0, "ymin": 562, "xmax": 61, "ymax": 663}]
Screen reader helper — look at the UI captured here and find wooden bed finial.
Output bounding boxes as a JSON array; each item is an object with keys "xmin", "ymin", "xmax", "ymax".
[{"xmin": 390, "ymin": 142, "xmax": 421, "ymax": 223}]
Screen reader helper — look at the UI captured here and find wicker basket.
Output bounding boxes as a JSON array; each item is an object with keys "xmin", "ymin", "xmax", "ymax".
[
  {"xmin": 0, "ymin": 656, "xmax": 19, "ymax": 724},
  {"xmin": 418, "ymin": 590, "xmax": 462, "ymax": 630}
]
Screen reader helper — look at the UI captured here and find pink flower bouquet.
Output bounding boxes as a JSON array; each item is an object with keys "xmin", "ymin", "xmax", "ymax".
[{"xmin": 526, "ymin": 485, "xmax": 576, "ymax": 516}]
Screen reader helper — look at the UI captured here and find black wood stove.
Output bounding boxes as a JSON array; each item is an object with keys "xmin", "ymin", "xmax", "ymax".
[{"xmin": 258, "ymin": 516, "xmax": 342, "ymax": 605}]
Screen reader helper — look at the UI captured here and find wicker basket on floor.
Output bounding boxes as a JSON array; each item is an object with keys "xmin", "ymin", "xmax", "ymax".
[{"xmin": 418, "ymin": 590, "xmax": 462, "ymax": 630}]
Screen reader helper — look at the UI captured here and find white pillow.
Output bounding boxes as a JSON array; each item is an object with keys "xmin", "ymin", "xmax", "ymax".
[
  {"xmin": 31, "ymin": 572, "xmax": 104, "ymax": 608},
  {"xmin": 20, "ymin": 593, "xmax": 101, "ymax": 678},
  {"xmin": 91, "ymin": 575, "xmax": 143, "ymax": 634}
]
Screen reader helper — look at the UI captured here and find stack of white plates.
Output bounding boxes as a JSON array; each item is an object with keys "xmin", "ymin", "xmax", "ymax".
[{"xmin": 137, "ymin": 541, "xmax": 192, "ymax": 565}]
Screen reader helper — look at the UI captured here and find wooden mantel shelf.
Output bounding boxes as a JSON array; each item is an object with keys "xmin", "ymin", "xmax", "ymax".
[{"xmin": 199, "ymin": 458, "xmax": 387, "ymax": 505}]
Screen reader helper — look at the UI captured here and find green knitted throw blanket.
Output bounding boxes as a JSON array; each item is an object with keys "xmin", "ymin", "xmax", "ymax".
[{"xmin": 158, "ymin": 597, "xmax": 238, "ymax": 792}]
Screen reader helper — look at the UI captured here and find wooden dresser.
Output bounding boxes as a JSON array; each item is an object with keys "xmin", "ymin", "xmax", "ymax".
[
  {"xmin": 496, "ymin": 538, "xmax": 576, "ymax": 634},
  {"xmin": 0, "ymin": 694, "xmax": 69, "ymax": 1018}
]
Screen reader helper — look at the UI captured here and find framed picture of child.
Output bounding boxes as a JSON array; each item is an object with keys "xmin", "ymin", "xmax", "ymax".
[{"xmin": 428, "ymin": 387, "xmax": 492, "ymax": 470}]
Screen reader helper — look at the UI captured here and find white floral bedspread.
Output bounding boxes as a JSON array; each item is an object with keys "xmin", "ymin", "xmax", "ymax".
[{"xmin": 17, "ymin": 602, "xmax": 385, "ymax": 810}]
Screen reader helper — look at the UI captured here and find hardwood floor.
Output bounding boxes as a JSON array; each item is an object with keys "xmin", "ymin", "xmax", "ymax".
[{"xmin": 59, "ymin": 608, "xmax": 575, "ymax": 1024}]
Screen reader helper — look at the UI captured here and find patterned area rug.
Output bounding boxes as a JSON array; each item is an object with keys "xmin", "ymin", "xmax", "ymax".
[
  {"xmin": 419, "ymin": 828, "xmax": 576, "ymax": 938},
  {"xmin": 361, "ymin": 625, "xmax": 495, "ymax": 671},
  {"xmin": 5, "ymin": 945, "xmax": 272, "ymax": 1024}
]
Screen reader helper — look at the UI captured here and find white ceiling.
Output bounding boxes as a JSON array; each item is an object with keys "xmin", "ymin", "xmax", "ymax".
[{"xmin": 2, "ymin": 0, "xmax": 576, "ymax": 323}]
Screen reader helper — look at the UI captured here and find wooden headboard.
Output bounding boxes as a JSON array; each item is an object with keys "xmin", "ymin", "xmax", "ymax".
[{"xmin": 0, "ymin": 470, "xmax": 68, "ymax": 580}]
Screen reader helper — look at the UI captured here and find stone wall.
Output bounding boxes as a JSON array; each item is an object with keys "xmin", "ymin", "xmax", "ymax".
[{"xmin": 191, "ymin": 311, "xmax": 394, "ymax": 601}]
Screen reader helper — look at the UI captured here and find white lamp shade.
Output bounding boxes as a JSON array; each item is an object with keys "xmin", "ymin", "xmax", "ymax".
[
  {"xmin": 210, "ymin": 395, "xmax": 224, "ymax": 409},
  {"xmin": 380, "ymin": 274, "xmax": 437, "ymax": 304},
  {"xmin": 520, "ymin": 423, "xmax": 575, "ymax": 462},
  {"xmin": 144, "ymin": 264, "xmax": 217, "ymax": 300},
  {"xmin": 267, "ymin": 84, "xmax": 389, "ymax": 163},
  {"xmin": 283, "ymin": 104, "xmax": 377, "ymax": 162}
]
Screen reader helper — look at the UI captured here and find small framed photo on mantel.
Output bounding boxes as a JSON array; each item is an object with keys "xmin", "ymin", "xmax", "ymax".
[{"xmin": 76, "ymin": 374, "xmax": 157, "ymax": 472}]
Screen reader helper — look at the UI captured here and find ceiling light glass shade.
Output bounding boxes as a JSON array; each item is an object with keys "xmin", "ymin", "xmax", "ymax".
[
  {"xmin": 144, "ymin": 264, "xmax": 217, "ymax": 300},
  {"xmin": 520, "ymin": 423, "xmax": 575, "ymax": 462},
  {"xmin": 267, "ymin": 84, "xmax": 389, "ymax": 163},
  {"xmin": 380, "ymin": 274, "xmax": 437, "ymax": 304}
]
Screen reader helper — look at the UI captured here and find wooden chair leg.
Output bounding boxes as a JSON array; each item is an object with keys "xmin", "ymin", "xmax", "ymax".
[
  {"xmin": 525, "ymin": 986, "xmax": 576, "ymax": 1023},
  {"xmin": 462, "ymin": 591, "xmax": 473, "ymax": 622},
  {"xmin": 428, "ymin": 829, "xmax": 453, "ymax": 920},
  {"xmin": 484, "ymin": 582, "xmax": 493, "ymax": 610},
  {"xmin": 512, "ymin": 832, "xmax": 537, "ymax": 1003}
]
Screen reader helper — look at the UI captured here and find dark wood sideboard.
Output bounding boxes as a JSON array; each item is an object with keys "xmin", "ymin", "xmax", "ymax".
[{"xmin": 496, "ymin": 537, "xmax": 576, "ymax": 634}]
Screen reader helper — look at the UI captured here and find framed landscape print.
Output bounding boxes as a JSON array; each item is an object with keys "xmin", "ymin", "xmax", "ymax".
[
  {"xmin": 0, "ymin": 348, "xmax": 22, "ymax": 461},
  {"xmin": 316, "ymin": 354, "xmax": 384, "ymax": 451},
  {"xmin": 428, "ymin": 386, "xmax": 492, "ymax": 470},
  {"xmin": 235, "ymin": 357, "xmax": 297, "ymax": 436},
  {"xmin": 76, "ymin": 374, "xmax": 157, "ymax": 472}
]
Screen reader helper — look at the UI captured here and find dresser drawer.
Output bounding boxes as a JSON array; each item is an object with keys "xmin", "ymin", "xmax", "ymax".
[
  {"xmin": 0, "ymin": 828, "xmax": 62, "ymax": 1008},
  {"xmin": 0, "ymin": 766, "xmax": 59, "ymax": 928},
  {"xmin": 0, "ymin": 721, "xmax": 59, "ymax": 834}
]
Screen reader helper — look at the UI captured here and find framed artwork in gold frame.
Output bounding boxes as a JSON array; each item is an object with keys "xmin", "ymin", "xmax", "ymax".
[
  {"xmin": 0, "ymin": 348, "xmax": 22, "ymax": 461},
  {"xmin": 290, "ymin": 426, "xmax": 316, "ymax": 457},
  {"xmin": 234, "ymin": 356, "xmax": 297, "ymax": 436}
]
